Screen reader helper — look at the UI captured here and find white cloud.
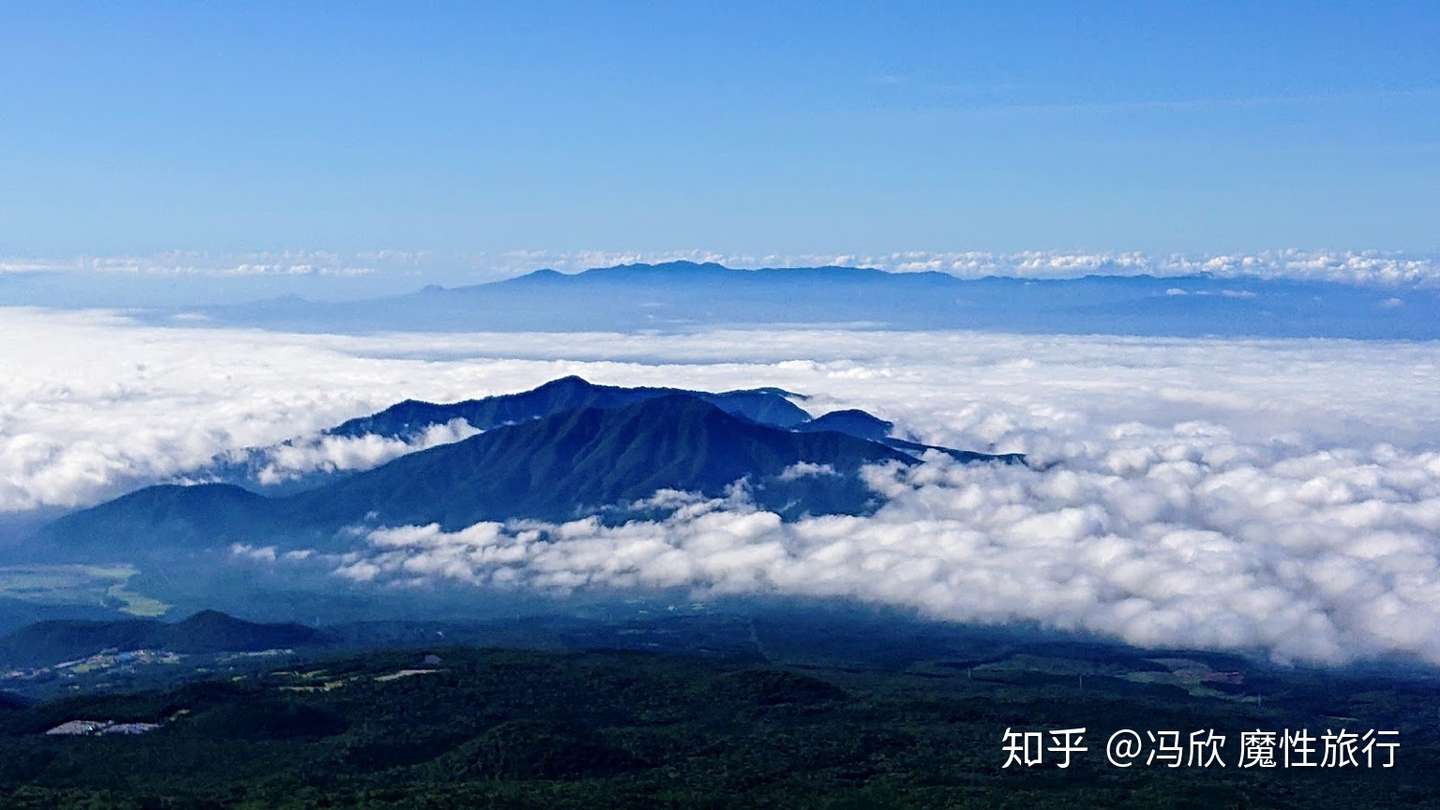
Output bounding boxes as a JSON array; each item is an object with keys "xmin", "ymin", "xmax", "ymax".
[
  {"xmin": 777, "ymin": 462, "xmax": 838, "ymax": 481},
  {"xmin": 333, "ymin": 440, "xmax": 1440, "ymax": 667},
  {"xmin": 4, "ymin": 307, "xmax": 1440, "ymax": 513},
  {"xmin": 250, "ymin": 418, "xmax": 479, "ymax": 485},
  {"xmin": 229, "ymin": 543, "xmax": 277, "ymax": 563}
]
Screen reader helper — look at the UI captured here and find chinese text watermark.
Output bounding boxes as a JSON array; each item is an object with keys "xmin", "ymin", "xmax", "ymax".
[{"xmin": 1002, "ymin": 727, "xmax": 1399, "ymax": 769}]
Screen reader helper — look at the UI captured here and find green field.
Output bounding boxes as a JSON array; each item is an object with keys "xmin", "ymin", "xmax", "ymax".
[{"xmin": 0, "ymin": 565, "xmax": 170, "ymax": 619}]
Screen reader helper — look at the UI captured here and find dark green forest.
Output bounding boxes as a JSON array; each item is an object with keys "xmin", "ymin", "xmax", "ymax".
[{"xmin": 3, "ymin": 636, "xmax": 1437, "ymax": 809}]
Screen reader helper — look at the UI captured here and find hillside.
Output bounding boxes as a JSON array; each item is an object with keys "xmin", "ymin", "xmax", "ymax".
[
  {"xmin": 287, "ymin": 394, "xmax": 917, "ymax": 529},
  {"xmin": 0, "ymin": 610, "xmax": 327, "ymax": 668},
  {"xmin": 42, "ymin": 392, "xmax": 1017, "ymax": 557},
  {"xmin": 196, "ymin": 376, "xmax": 815, "ymax": 494}
]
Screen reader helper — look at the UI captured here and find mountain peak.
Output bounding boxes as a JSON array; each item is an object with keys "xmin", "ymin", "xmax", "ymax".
[
  {"xmin": 0, "ymin": 611, "xmax": 327, "ymax": 668},
  {"xmin": 535, "ymin": 374, "xmax": 595, "ymax": 391},
  {"xmin": 507, "ymin": 268, "xmax": 565, "ymax": 283},
  {"xmin": 294, "ymin": 390, "xmax": 917, "ymax": 528},
  {"xmin": 580, "ymin": 260, "xmax": 730, "ymax": 278},
  {"xmin": 798, "ymin": 409, "xmax": 895, "ymax": 442},
  {"xmin": 179, "ymin": 609, "xmax": 242, "ymax": 626}
]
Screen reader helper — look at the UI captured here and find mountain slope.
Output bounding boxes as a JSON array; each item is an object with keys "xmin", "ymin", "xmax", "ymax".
[
  {"xmin": 287, "ymin": 394, "xmax": 917, "ymax": 530},
  {"xmin": 45, "ymin": 483, "xmax": 281, "ymax": 552},
  {"xmin": 0, "ymin": 610, "xmax": 327, "ymax": 668},
  {"xmin": 795, "ymin": 409, "xmax": 1025, "ymax": 465},
  {"xmin": 795, "ymin": 409, "xmax": 894, "ymax": 442},
  {"xmin": 194, "ymin": 376, "xmax": 814, "ymax": 495},
  {"xmin": 43, "ymin": 393, "xmax": 1015, "ymax": 556}
]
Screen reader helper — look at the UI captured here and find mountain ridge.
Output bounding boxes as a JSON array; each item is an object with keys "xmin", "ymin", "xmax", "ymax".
[
  {"xmin": 287, "ymin": 393, "xmax": 921, "ymax": 529},
  {"xmin": 41, "ymin": 389, "xmax": 1017, "ymax": 557},
  {"xmin": 194, "ymin": 376, "xmax": 814, "ymax": 494},
  {"xmin": 0, "ymin": 610, "xmax": 327, "ymax": 668},
  {"xmin": 163, "ymin": 260, "xmax": 1440, "ymax": 339},
  {"xmin": 328, "ymin": 375, "xmax": 813, "ymax": 439}
]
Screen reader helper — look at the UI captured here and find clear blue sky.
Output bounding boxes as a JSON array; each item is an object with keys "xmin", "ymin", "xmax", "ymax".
[{"xmin": 2, "ymin": 2, "xmax": 1437, "ymax": 257}]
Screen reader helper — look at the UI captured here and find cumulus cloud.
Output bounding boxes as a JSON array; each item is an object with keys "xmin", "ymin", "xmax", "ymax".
[
  {"xmin": 230, "ymin": 543, "xmax": 313, "ymax": 563},
  {"xmin": 777, "ymin": 462, "xmax": 838, "ymax": 481},
  {"xmin": 328, "ymin": 439, "xmax": 1440, "ymax": 667},
  {"xmin": 229, "ymin": 543, "xmax": 278, "ymax": 563},
  {"xmin": 250, "ymin": 418, "xmax": 480, "ymax": 485}
]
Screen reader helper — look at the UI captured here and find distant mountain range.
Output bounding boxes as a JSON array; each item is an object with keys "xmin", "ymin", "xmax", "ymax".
[
  {"xmin": 0, "ymin": 610, "xmax": 326, "ymax": 668},
  {"xmin": 151, "ymin": 260, "xmax": 1440, "ymax": 339},
  {"xmin": 39, "ymin": 378, "xmax": 1020, "ymax": 558}
]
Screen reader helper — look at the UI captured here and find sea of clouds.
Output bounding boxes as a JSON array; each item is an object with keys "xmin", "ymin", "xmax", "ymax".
[{"xmin": 4, "ymin": 307, "xmax": 1440, "ymax": 665}]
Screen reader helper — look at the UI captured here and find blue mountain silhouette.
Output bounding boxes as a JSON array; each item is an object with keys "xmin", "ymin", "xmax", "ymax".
[
  {"xmin": 41, "ymin": 381, "xmax": 1020, "ymax": 557},
  {"xmin": 177, "ymin": 260, "xmax": 1440, "ymax": 339}
]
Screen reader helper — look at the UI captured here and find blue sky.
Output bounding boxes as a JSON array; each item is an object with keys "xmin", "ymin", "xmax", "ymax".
[{"xmin": 1, "ymin": 2, "xmax": 1437, "ymax": 260}]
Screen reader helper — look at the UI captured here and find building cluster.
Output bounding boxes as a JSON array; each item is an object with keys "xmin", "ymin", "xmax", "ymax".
[{"xmin": 44, "ymin": 719, "xmax": 162, "ymax": 737}]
